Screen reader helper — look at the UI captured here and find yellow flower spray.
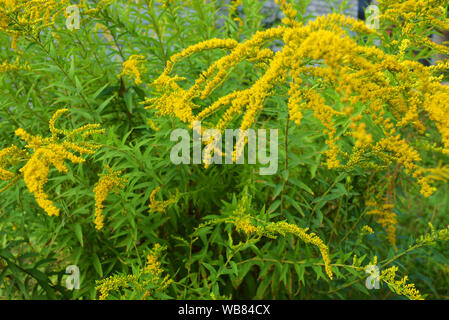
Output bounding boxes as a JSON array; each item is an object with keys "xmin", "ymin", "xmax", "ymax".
[
  {"xmin": 0, "ymin": 0, "xmax": 69, "ymax": 40},
  {"xmin": 367, "ymin": 201, "xmax": 398, "ymax": 246},
  {"xmin": 225, "ymin": 192, "xmax": 333, "ymax": 279},
  {"xmin": 93, "ymin": 166, "xmax": 127, "ymax": 230},
  {"xmin": 381, "ymin": 266, "xmax": 424, "ymax": 300},
  {"xmin": 148, "ymin": 186, "xmax": 179, "ymax": 213},
  {"xmin": 0, "ymin": 109, "xmax": 104, "ymax": 217},
  {"xmin": 96, "ymin": 243, "xmax": 173, "ymax": 300},
  {"xmin": 119, "ymin": 54, "xmax": 147, "ymax": 85},
  {"xmin": 143, "ymin": 0, "xmax": 448, "ymax": 198}
]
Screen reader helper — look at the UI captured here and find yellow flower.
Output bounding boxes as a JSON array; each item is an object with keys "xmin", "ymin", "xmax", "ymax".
[
  {"xmin": 381, "ymin": 266, "xmax": 424, "ymax": 300},
  {"xmin": 367, "ymin": 200, "xmax": 397, "ymax": 246},
  {"xmin": 350, "ymin": 117, "xmax": 373, "ymax": 148},
  {"xmin": 361, "ymin": 225, "xmax": 374, "ymax": 236},
  {"xmin": 274, "ymin": 0, "xmax": 300, "ymax": 27},
  {"xmin": 146, "ymin": 119, "xmax": 160, "ymax": 131},
  {"xmin": 148, "ymin": 187, "xmax": 178, "ymax": 214},
  {"xmin": 0, "ymin": 55, "xmax": 29, "ymax": 72},
  {"xmin": 11, "ymin": 109, "xmax": 104, "ymax": 217},
  {"xmin": 379, "ymin": 0, "xmax": 449, "ymax": 57},
  {"xmin": 143, "ymin": 244, "xmax": 173, "ymax": 297},
  {"xmin": 0, "ymin": 0, "xmax": 69, "ymax": 40},
  {"xmin": 144, "ymin": 243, "xmax": 163, "ymax": 278},
  {"xmin": 0, "ymin": 145, "xmax": 22, "ymax": 181},
  {"xmin": 93, "ymin": 166, "xmax": 127, "ymax": 230},
  {"xmin": 234, "ymin": 215, "xmax": 260, "ymax": 235},
  {"xmin": 96, "ymin": 244, "xmax": 173, "ymax": 300},
  {"xmin": 96, "ymin": 274, "xmax": 139, "ymax": 300},
  {"xmin": 227, "ymin": 214, "xmax": 333, "ymax": 279},
  {"xmin": 119, "ymin": 54, "xmax": 147, "ymax": 85},
  {"xmin": 398, "ymin": 39, "xmax": 411, "ymax": 57},
  {"xmin": 265, "ymin": 221, "xmax": 333, "ymax": 280}
]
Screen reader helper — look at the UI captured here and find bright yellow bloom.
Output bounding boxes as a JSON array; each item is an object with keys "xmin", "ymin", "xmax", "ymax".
[
  {"xmin": 96, "ymin": 274, "xmax": 139, "ymax": 300},
  {"xmin": 381, "ymin": 266, "xmax": 424, "ymax": 300},
  {"xmin": 143, "ymin": 244, "xmax": 173, "ymax": 296},
  {"xmin": 274, "ymin": 0, "xmax": 300, "ymax": 27},
  {"xmin": 119, "ymin": 54, "xmax": 147, "ymax": 85},
  {"xmin": 10, "ymin": 109, "xmax": 104, "ymax": 217},
  {"xmin": 144, "ymin": 243, "xmax": 163, "ymax": 278},
  {"xmin": 378, "ymin": 0, "xmax": 449, "ymax": 57},
  {"xmin": 234, "ymin": 215, "xmax": 260, "ymax": 235},
  {"xmin": 0, "ymin": 145, "xmax": 23, "ymax": 181},
  {"xmin": 350, "ymin": 122, "xmax": 373, "ymax": 148},
  {"xmin": 93, "ymin": 167, "xmax": 127, "ymax": 230},
  {"xmin": 265, "ymin": 221, "xmax": 333, "ymax": 280},
  {"xmin": 0, "ymin": 0, "xmax": 69, "ymax": 41},
  {"xmin": 227, "ymin": 213, "xmax": 333, "ymax": 279},
  {"xmin": 0, "ymin": 55, "xmax": 30, "ymax": 73}
]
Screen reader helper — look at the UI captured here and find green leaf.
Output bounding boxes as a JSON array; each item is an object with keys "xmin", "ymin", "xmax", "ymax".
[
  {"xmin": 73, "ymin": 223, "xmax": 83, "ymax": 247},
  {"xmin": 268, "ymin": 200, "xmax": 281, "ymax": 214},
  {"xmin": 289, "ymin": 178, "xmax": 314, "ymax": 195},
  {"xmin": 229, "ymin": 261, "xmax": 238, "ymax": 277},
  {"xmin": 92, "ymin": 254, "xmax": 103, "ymax": 277}
]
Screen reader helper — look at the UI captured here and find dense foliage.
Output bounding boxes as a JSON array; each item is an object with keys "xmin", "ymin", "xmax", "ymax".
[{"xmin": 1, "ymin": 0, "xmax": 449, "ymax": 300}]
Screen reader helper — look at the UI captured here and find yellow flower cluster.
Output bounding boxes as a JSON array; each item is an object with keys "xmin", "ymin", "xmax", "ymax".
[
  {"xmin": 361, "ymin": 225, "xmax": 374, "ymax": 236},
  {"xmin": 233, "ymin": 215, "xmax": 261, "ymax": 235},
  {"xmin": 0, "ymin": 109, "xmax": 104, "ymax": 216},
  {"xmin": 143, "ymin": 244, "xmax": 173, "ymax": 297},
  {"xmin": 0, "ymin": 0, "xmax": 68, "ymax": 43},
  {"xmin": 79, "ymin": 0, "xmax": 114, "ymax": 16},
  {"xmin": 0, "ymin": 144, "xmax": 27, "ymax": 193},
  {"xmin": 144, "ymin": 38, "xmax": 241, "ymax": 124},
  {"xmin": 146, "ymin": 118, "xmax": 160, "ymax": 131},
  {"xmin": 96, "ymin": 274, "xmax": 140, "ymax": 300},
  {"xmin": 144, "ymin": 0, "xmax": 448, "ymax": 198},
  {"xmin": 381, "ymin": 266, "xmax": 423, "ymax": 300},
  {"xmin": 274, "ymin": 0, "xmax": 300, "ymax": 27},
  {"xmin": 366, "ymin": 200, "xmax": 398, "ymax": 246},
  {"xmin": 119, "ymin": 54, "xmax": 147, "ymax": 85},
  {"xmin": 145, "ymin": 244, "xmax": 163, "ymax": 277},
  {"xmin": 350, "ymin": 120, "xmax": 373, "ymax": 149},
  {"xmin": 227, "ymin": 214, "xmax": 333, "ymax": 279},
  {"xmin": 228, "ymin": 0, "xmax": 243, "ymax": 28},
  {"xmin": 0, "ymin": 145, "xmax": 22, "ymax": 181},
  {"xmin": 417, "ymin": 223, "xmax": 449, "ymax": 244},
  {"xmin": 96, "ymin": 244, "xmax": 173, "ymax": 300},
  {"xmin": 378, "ymin": 0, "xmax": 449, "ymax": 58},
  {"xmin": 0, "ymin": 56, "xmax": 29, "ymax": 72},
  {"xmin": 93, "ymin": 167, "xmax": 127, "ymax": 230},
  {"xmin": 423, "ymin": 162, "xmax": 449, "ymax": 182},
  {"xmin": 227, "ymin": 192, "xmax": 261, "ymax": 235},
  {"xmin": 265, "ymin": 221, "xmax": 333, "ymax": 280},
  {"xmin": 148, "ymin": 186, "xmax": 178, "ymax": 214}
]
